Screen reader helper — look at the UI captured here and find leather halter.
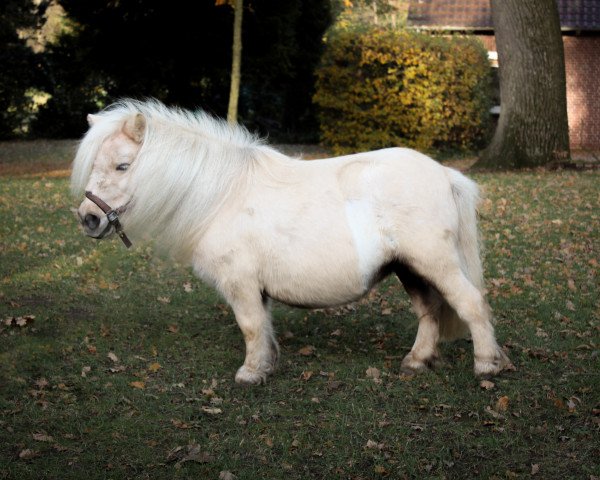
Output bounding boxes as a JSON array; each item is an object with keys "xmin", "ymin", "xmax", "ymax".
[{"xmin": 85, "ymin": 191, "xmax": 132, "ymax": 248}]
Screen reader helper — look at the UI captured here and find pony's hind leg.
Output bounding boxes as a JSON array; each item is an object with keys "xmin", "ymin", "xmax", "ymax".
[
  {"xmin": 426, "ymin": 264, "xmax": 511, "ymax": 377},
  {"xmin": 396, "ymin": 265, "xmax": 443, "ymax": 374},
  {"xmin": 227, "ymin": 293, "xmax": 279, "ymax": 386}
]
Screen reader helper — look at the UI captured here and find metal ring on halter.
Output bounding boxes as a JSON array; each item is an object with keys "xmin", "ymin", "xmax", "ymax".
[{"xmin": 85, "ymin": 191, "xmax": 133, "ymax": 248}]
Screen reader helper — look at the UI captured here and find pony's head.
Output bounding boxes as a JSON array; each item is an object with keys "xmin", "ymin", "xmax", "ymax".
[
  {"xmin": 72, "ymin": 99, "xmax": 264, "ymax": 257},
  {"xmin": 72, "ymin": 108, "xmax": 145, "ymax": 241}
]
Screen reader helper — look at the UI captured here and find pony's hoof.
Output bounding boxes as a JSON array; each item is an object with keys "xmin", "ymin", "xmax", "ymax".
[
  {"xmin": 400, "ymin": 351, "xmax": 441, "ymax": 375},
  {"xmin": 474, "ymin": 348, "xmax": 512, "ymax": 378},
  {"xmin": 235, "ymin": 366, "xmax": 266, "ymax": 386}
]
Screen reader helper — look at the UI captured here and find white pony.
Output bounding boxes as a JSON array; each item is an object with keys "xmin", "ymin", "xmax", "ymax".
[{"xmin": 72, "ymin": 99, "xmax": 511, "ymax": 385}]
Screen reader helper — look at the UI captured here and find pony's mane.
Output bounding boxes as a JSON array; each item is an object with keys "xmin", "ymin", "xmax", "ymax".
[{"xmin": 71, "ymin": 99, "xmax": 275, "ymax": 259}]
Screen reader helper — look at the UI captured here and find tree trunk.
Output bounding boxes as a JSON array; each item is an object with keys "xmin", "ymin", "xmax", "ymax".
[
  {"xmin": 477, "ymin": 0, "xmax": 570, "ymax": 169},
  {"xmin": 227, "ymin": 0, "xmax": 243, "ymax": 124}
]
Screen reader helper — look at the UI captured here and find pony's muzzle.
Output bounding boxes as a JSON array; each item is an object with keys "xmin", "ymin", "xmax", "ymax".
[
  {"xmin": 84, "ymin": 213, "xmax": 100, "ymax": 231},
  {"xmin": 78, "ymin": 204, "xmax": 112, "ymax": 239}
]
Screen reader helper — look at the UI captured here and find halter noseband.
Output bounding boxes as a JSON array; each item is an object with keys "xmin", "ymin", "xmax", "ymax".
[{"xmin": 85, "ymin": 191, "xmax": 132, "ymax": 248}]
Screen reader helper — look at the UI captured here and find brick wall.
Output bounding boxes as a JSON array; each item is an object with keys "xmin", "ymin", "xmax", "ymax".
[
  {"xmin": 476, "ymin": 34, "xmax": 600, "ymax": 150},
  {"xmin": 563, "ymin": 36, "xmax": 600, "ymax": 150}
]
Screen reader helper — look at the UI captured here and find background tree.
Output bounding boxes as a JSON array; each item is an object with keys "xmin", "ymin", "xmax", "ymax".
[
  {"xmin": 224, "ymin": 0, "xmax": 243, "ymax": 124},
  {"xmin": 25, "ymin": 0, "xmax": 330, "ymax": 140},
  {"xmin": 477, "ymin": 0, "xmax": 570, "ymax": 169},
  {"xmin": 0, "ymin": 0, "xmax": 48, "ymax": 138}
]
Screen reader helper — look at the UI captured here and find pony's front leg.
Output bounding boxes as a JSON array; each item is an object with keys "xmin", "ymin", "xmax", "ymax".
[{"xmin": 229, "ymin": 294, "xmax": 279, "ymax": 386}]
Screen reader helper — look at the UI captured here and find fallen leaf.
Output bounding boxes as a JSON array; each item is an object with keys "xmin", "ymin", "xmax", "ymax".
[
  {"xmin": 148, "ymin": 362, "xmax": 161, "ymax": 373},
  {"xmin": 107, "ymin": 352, "xmax": 119, "ymax": 363},
  {"xmin": 219, "ymin": 472, "xmax": 237, "ymax": 480},
  {"xmin": 157, "ymin": 296, "xmax": 171, "ymax": 304},
  {"xmin": 366, "ymin": 367, "xmax": 381, "ymax": 379},
  {"xmin": 201, "ymin": 406, "xmax": 222, "ymax": 415},
  {"xmin": 495, "ymin": 396, "xmax": 509, "ymax": 412},
  {"xmin": 183, "ymin": 282, "xmax": 193, "ymax": 293},
  {"xmin": 18, "ymin": 449, "xmax": 38, "ymax": 460},
  {"xmin": 567, "ymin": 396, "xmax": 580, "ymax": 412},
  {"xmin": 480, "ymin": 380, "xmax": 495, "ymax": 390},
  {"xmin": 374, "ymin": 465, "xmax": 388, "ymax": 474},
  {"xmin": 15, "ymin": 316, "xmax": 34, "ymax": 327},
  {"xmin": 167, "ymin": 444, "xmax": 213, "ymax": 467},
  {"xmin": 531, "ymin": 464, "xmax": 540, "ymax": 475},
  {"xmin": 4, "ymin": 315, "xmax": 35, "ymax": 328},
  {"xmin": 297, "ymin": 345, "xmax": 315, "ymax": 356},
  {"xmin": 81, "ymin": 366, "xmax": 91, "ymax": 378},
  {"xmin": 130, "ymin": 381, "xmax": 145, "ymax": 389},
  {"xmin": 171, "ymin": 419, "xmax": 190, "ymax": 429},
  {"xmin": 300, "ymin": 370, "xmax": 313, "ymax": 381},
  {"xmin": 34, "ymin": 378, "xmax": 48, "ymax": 389},
  {"xmin": 167, "ymin": 324, "xmax": 179, "ymax": 333},
  {"xmin": 365, "ymin": 439, "xmax": 385, "ymax": 450},
  {"xmin": 32, "ymin": 433, "xmax": 53, "ymax": 442}
]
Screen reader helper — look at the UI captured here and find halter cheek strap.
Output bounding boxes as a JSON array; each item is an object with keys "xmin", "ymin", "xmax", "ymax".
[{"xmin": 85, "ymin": 191, "xmax": 133, "ymax": 248}]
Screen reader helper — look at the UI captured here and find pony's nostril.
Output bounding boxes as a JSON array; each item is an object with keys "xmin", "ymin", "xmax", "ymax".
[{"xmin": 84, "ymin": 213, "xmax": 100, "ymax": 230}]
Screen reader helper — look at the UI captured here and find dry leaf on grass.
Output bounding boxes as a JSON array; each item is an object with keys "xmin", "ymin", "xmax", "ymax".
[
  {"xmin": 107, "ymin": 352, "xmax": 119, "ymax": 363},
  {"xmin": 297, "ymin": 345, "xmax": 315, "ymax": 356},
  {"xmin": 167, "ymin": 444, "xmax": 213, "ymax": 467},
  {"xmin": 201, "ymin": 406, "xmax": 222, "ymax": 415},
  {"xmin": 479, "ymin": 380, "xmax": 495, "ymax": 390},
  {"xmin": 32, "ymin": 432, "xmax": 53, "ymax": 442},
  {"xmin": 148, "ymin": 362, "xmax": 161, "ymax": 373},
  {"xmin": 18, "ymin": 449, "xmax": 38, "ymax": 460},
  {"xmin": 3, "ymin": 315, "xmax": 35, "ymax": 327},
  {"xmin": 219, "ymin": 472, "xmax": 237, "ymax": 480},
  {"xmin": 496, "ymin": 396, "xmax": 509, "ymax": 412}
]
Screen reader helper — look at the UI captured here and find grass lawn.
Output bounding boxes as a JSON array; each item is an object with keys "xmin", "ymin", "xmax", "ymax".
[{"xmin": 0, "ymin": 142, "xmax": 598, "ymax": 479}]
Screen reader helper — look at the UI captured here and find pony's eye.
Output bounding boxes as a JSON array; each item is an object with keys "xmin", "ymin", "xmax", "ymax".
[{"xmin": 116, "ymin": 163, "xmax": 130, "ymax": 171}]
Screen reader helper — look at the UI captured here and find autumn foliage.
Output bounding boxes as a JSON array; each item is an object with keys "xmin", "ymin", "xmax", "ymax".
[{"xmin": 313, "ymin": 28, "xmax": 493, "ymax": 154}]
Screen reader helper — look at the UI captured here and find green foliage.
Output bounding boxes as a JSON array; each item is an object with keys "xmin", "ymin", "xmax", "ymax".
[
  {"xmin": 0, "ymin": 0, "xmax": 49, "ymax": 139},
  {"xmin": 314, "ymin": 28, "xmax": 493, "ymax": 154}
]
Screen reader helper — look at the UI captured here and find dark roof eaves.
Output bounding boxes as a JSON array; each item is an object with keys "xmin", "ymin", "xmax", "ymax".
[{"xmin": 408, "ymin": 24, "xmax": 600, "ymax": 33}]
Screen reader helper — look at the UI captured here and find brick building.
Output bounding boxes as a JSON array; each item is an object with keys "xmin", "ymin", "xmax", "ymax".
[{"xmin": 407, "ymin": 0, "xmax": 600, "ymax": 150}]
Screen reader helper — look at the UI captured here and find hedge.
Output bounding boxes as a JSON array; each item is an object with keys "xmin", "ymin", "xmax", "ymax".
[{"xmin": 313, "ymin": 28, "xmax": 493, "ymax": 154}]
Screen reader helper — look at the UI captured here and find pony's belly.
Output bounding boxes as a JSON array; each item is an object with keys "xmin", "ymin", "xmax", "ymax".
[{"xmin": 263, "ymin": 265, "xmax": 371, "ymax": 308}]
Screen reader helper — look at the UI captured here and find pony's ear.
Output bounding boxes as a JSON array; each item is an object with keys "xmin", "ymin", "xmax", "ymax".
[
  {"xmin": 87, "ymin": 114, "xmax": 99, "ymax": 126},
  {"xmin": 123, "ymin": 113, "xmax": 146, "ymax": 143}
]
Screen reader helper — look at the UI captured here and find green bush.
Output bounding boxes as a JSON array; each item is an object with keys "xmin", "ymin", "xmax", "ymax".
[{"xmin": 313, "ymin": 28, "xmax": 493, "ymax": 154}]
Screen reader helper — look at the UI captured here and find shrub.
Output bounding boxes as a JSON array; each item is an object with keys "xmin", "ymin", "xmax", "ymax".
[{"xmin": 313, "ymin": 28, "xmax": 493, "ymax": 154}]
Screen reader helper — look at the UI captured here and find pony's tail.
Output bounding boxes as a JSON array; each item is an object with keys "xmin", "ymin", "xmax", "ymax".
[{"xmin": 438, "ymin": 168, "xmax": 485, "ymax": 341}]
